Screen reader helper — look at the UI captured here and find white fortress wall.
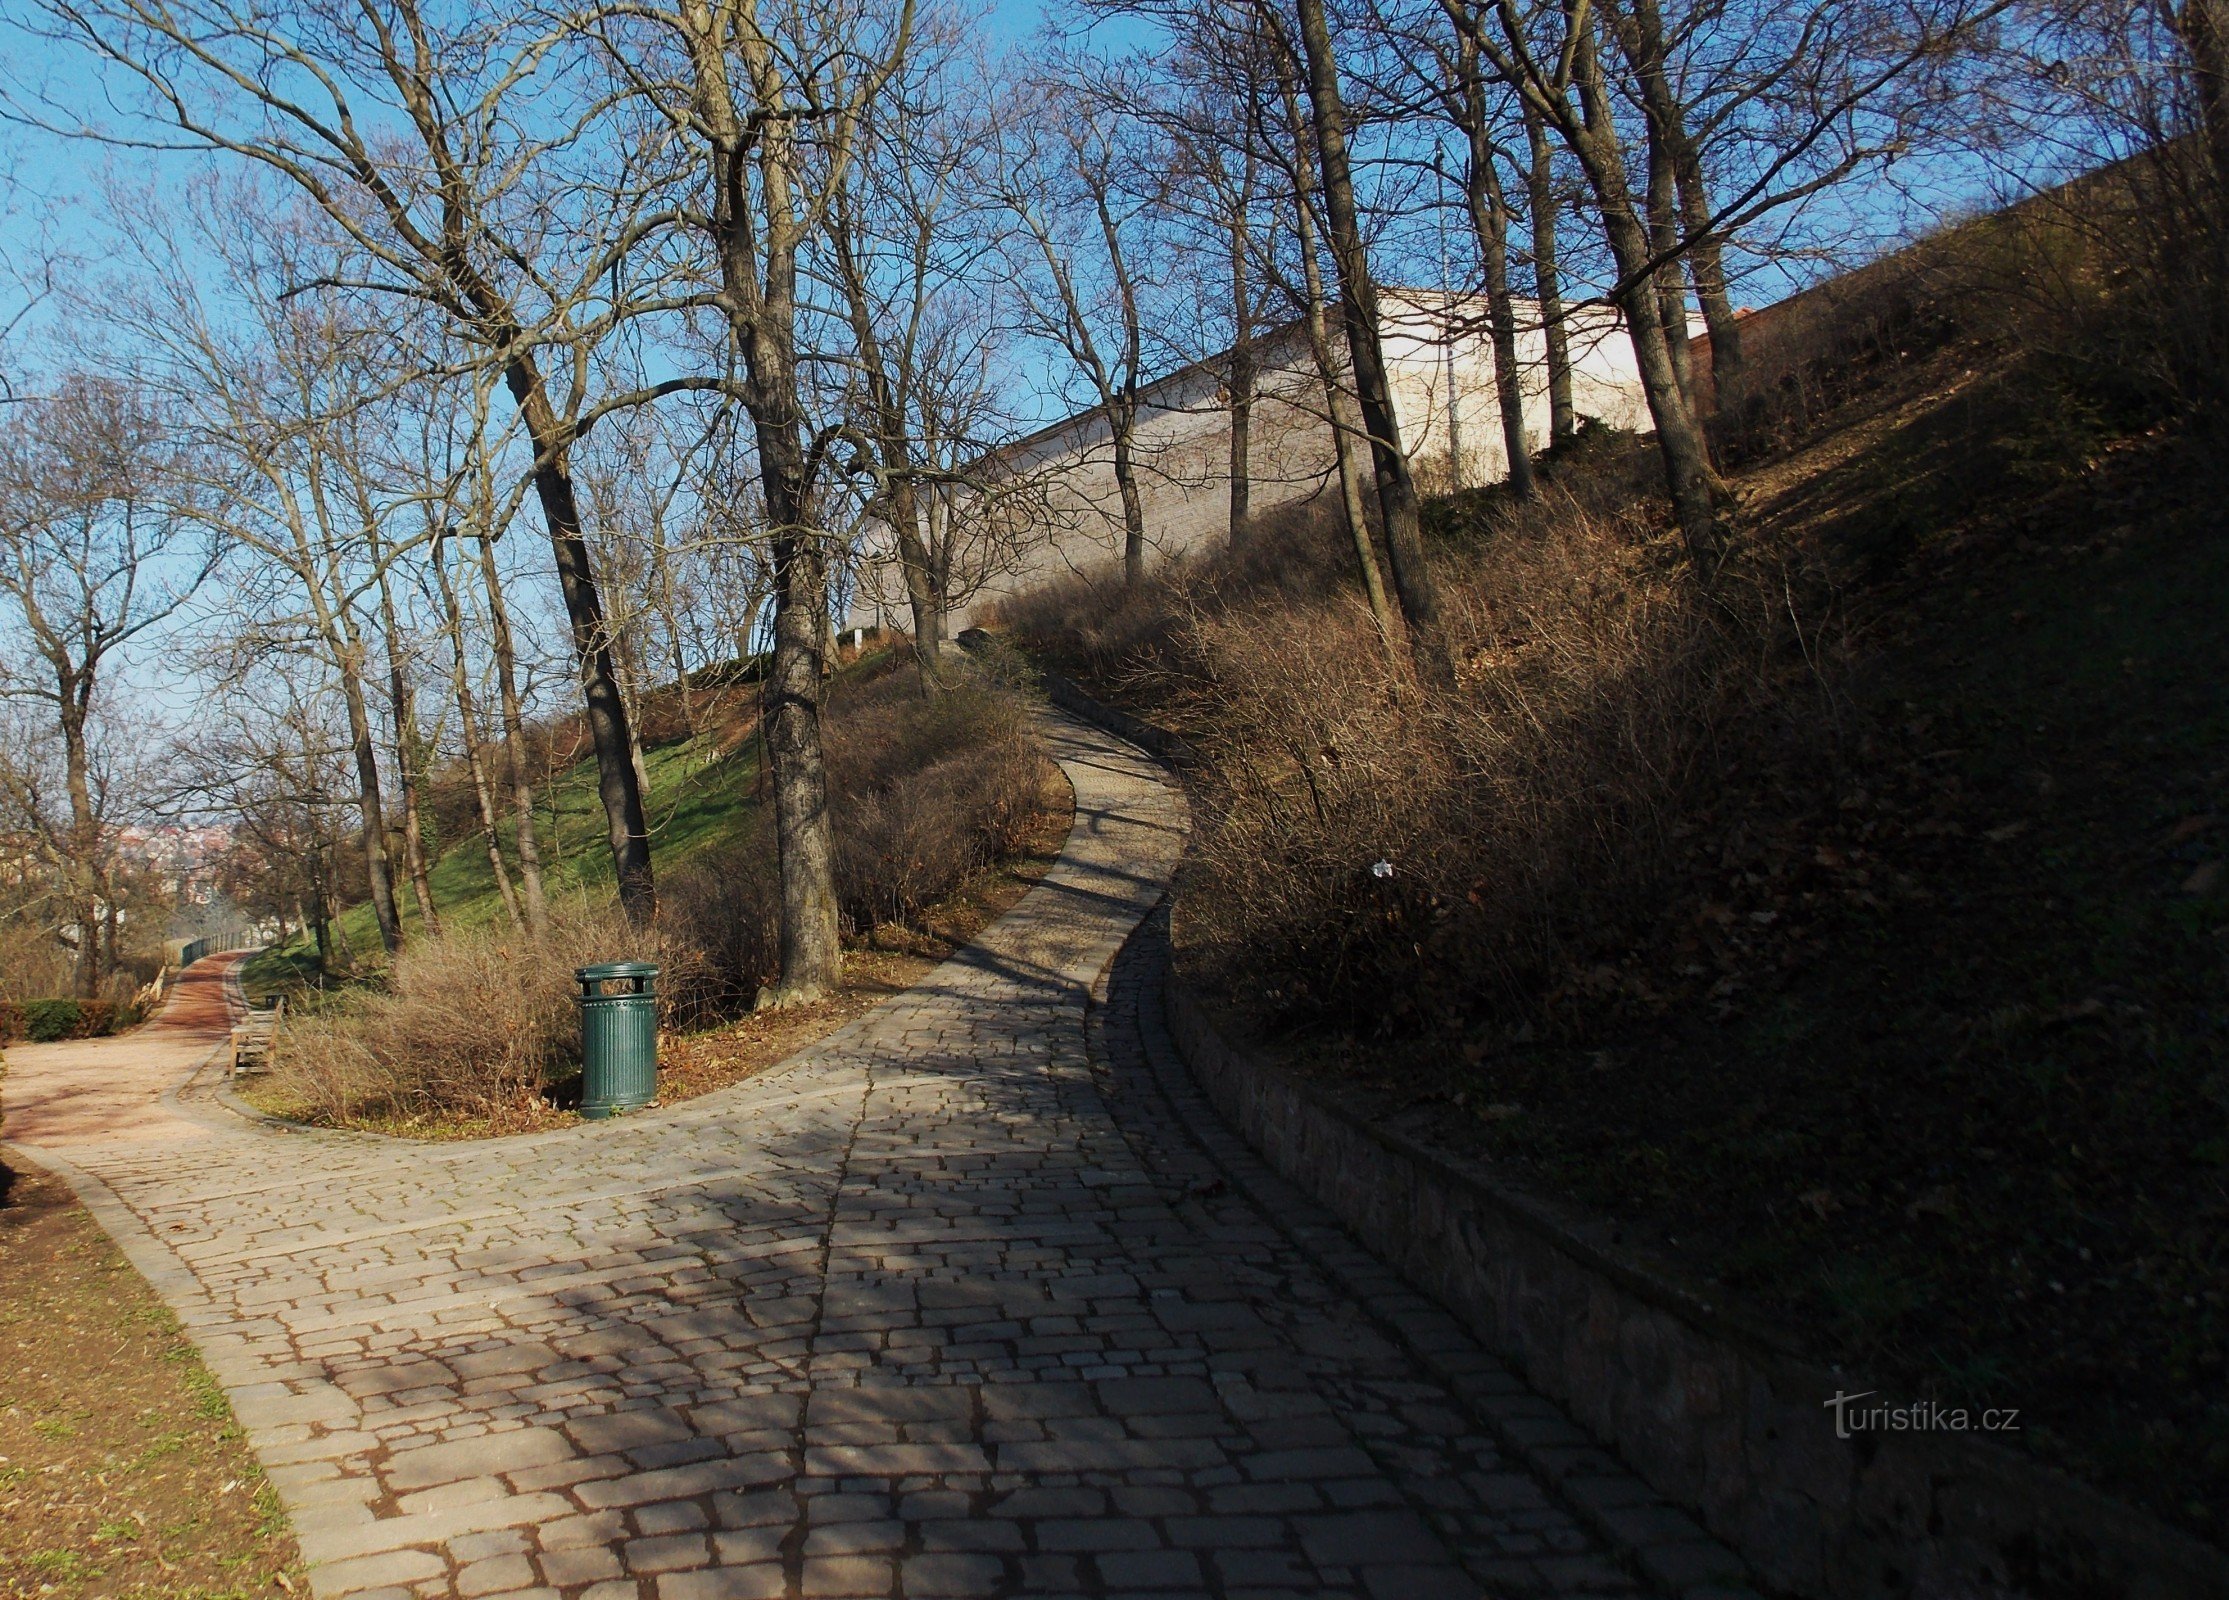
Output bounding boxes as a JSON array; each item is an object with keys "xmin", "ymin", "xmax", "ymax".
[{"xmin": 845, "ymin": 294, "xmax": 1666, "ymax": 636}]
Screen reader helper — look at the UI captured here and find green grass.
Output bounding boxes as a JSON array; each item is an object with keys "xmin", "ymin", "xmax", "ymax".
[
  {"xmin": 242, "ymin": 650, "xmax": 920, "ymax": 998},
  {"xmin": 243, "ymin": 687, "xmax": 776, "ymax": 997}
]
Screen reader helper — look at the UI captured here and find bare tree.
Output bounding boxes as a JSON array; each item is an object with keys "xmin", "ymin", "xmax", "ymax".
[
  {"xmin": 1287, "ymin": 0, "xmax": 1457, "ymax": 687},
  {"xmin": 994, "ymin": 64, "xmax": 1169, "ymax": 589},
  {"xmin": 0, "ymin": 377, "xmax": 215, "ymax": 994},
  {"xmin": 821, "ymin": 21, "xmax": 1010, "ymax": 689},
  {"xmin": 589, "ymin": 0, "xmax": 918, "ymax": 1004},
  {"xmin": 12, "ymin": 0, "xmax": 703, "ymax": 922}
]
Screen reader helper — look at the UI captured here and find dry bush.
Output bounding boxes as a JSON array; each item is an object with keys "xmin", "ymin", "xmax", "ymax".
[
  {"xmin": 1179, "ymin": 498, "xmax": 1816, "ymax": 1036},
  {"xmin": 824, "ymin": 675, "xmax": 1051, "ymax": 932},
  {"xmin": 661, "ymin": 664, "xmax": 1054, "ymax": 1016},
  {"xmin": 1709, "ymin": 149, "xmax": 2229, "ymax": 472},
  {"xmin": 270, "ymin": 905, "xmax": 709, "ymax": 1125},
  {"xmin": 993, "ymin": 496, "xmax": 1369, "ymax": 700},
  {"xmin": 656, "ymin": 842, "xmax": 779, "ymax": 1027},
  {"xmin": 283, "ymin": 663, "xmax": 1056, "ymax": 1126},
  {"xmin": 1004, "ymin": 448, "xmax": 1824, "ymax": 1041}
]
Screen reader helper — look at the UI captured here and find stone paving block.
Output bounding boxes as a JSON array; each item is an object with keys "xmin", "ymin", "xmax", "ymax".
[
  {"xmin": 307, "ymin": 1547, "xmax": 449, "ymax": 1595},
  {"xmin": 565, "ymin": 1407, "xmax": 695, "ymax": 1454},
  {"xmin": 657, "ymin": 1570, "xmax": 786, "ymax": 1600},
  {"xmin": 799, "ymin": 1555, "xmax": 894, "ymax": 1597},
  {"xmin": 453, "ymin": 1556, "xmax": 535, "ymax": 1597},
  {"xmin": 12, "ymin": 710, "xmax": 1699, "ymax": 1600},
  {"xmin": 534, "ymin": 1546, "xmax": 624, "ymax": 1587},
  {"xmin": 383, "ymin": 1427, "xmax": 574, "ymax": 1491}
]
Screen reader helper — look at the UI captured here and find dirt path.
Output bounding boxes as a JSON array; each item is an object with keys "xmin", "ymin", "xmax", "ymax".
[
  {"xmin": 0, "ymin": 714, "xmax": 1746, "ymax": 1600},
  {"xmin": 0, "ymin": 950, "xmax": 245, "ymax": 1147}
]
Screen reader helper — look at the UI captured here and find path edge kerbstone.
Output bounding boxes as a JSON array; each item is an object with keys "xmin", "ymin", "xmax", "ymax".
[{"xmin": 1045, "ymin": 676, "xmax": 2229, "ymax": 1600}]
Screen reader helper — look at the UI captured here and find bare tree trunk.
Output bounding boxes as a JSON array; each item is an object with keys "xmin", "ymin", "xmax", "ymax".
[
  {"xmin": 1292, "ymin": 0, "xmax": 1456, "ymax": 689},
  {"xmin": 1456, "ymin": 41, "xmax": 1538, "ymax": 499},
  {"xmin": 374, "ymin": 562, "xmax": 440, "ymax": 934},
  {"xmin": 1648, "ymin": 134, "xmax": 1697, "ymax": 405},
  {"xmin": 1525, "ymin": 104, "xmax": 1576, "ymax": 445},
  {"xmin": 1621, "ymin": 0, "xmax": 1742, "ymax": 391},
  {"xmin": 1275, "ymin": 59, "xmax": 1397, "ymax": 645},
  {"xmin": 826, "ymin": 189, "xmax": 945, "ymax": 693},
  {"xmin": 337, "ymin": 657, "xmax": 403, "ymax": 956},
  {"xmin": 1672, "ymin": 142, "xmax": 1741, "ymax": 387},
  {"xmin": 759, "ymin": 459, "xmax": 842, "ymax": 1006},
  {"xmin": 1538, "ymin": 8, "xmax": 1725, "ymax": 561},
  {"xmin": 1229, "ymin": 197, "xmax": 1256, "ymax": 550},
  {"xmin": 733, "ymin": 265, "xmax": 842, "ymax": 1008},
  {"xmin": 504, "ymin": 372, "xmax": 654, "ymax": 924},
  {"xmin": 2177, "ymin": 0, "xmax": 2229, "ymax": 189},
  {"xmin": 433, "ymin": 532, "xmax": 523, "ymax": 930},
  {"xmin": 1111, "ymin": 399, "xmax": 1148, "ymax": 586},
  {"xmin": 890, "ymin": 481, "xmax": 949, "ymax": 693},
  {"xmin": 59, "ymin": 696, "xmax": 103, "ymax": 997},
  {"xmin": 474, "ymin": 533, "xmax": 547, "ymax": 932}
]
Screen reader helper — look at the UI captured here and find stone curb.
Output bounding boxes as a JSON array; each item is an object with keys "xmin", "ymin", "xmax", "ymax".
[
  {"xmin": 1106, "ymin": 907, "xmax": 1762, "ymax": 1600},
  {"xmin": 1046, "ymin": 683, "xmax": 2229, "ymax": 1600}
]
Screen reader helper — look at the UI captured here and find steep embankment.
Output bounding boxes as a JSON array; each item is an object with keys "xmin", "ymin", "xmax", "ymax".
[
  {"xmin": 1000, "ymin": 327, "xmax": 2229, "ymax": 1540},
  {"xmin": 243, "ymin": 681, "xmax": 771, "ymax": 995}
]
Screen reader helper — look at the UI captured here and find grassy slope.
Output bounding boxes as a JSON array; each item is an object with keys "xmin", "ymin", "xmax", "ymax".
[{"xmin": 243, "ymin": 697, "xmax": 765, "ymax": 999}]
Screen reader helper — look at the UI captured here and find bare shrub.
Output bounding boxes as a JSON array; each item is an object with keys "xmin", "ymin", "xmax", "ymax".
[
  {"xmin": 657, "ymin": 836, "xmax": 780, "ymax": 1026},
  {"xmin": 992, "ymin": 495, "xmax": 1368, "ymax": 699},
  {"xmin": 659, "ymin": 665, "xmax": 1056, "ymax": 1014},
  {"xmin": 1004, "ymin": 445, "xmax": 1824, "ymax": 1040},
  {"xmin": 277, "ymin": 663, "xmax": 1059, "ymax": 1126},
  {"xmin": 269, "ymin": 905, "xmax": 710, "ymax": 1126}
]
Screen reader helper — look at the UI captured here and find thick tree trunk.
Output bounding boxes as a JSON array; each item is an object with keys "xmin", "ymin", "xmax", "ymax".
[
  {"xmin": 728, "ymin": 246, "xmax": 842, "ymax": 1003},
  {"xmin": 1292, "ymin": 0, "xmax": 1456, "ymax": 689},
  {"xmin": 474, "ymin": 533, "xmax": 547, "ymax": 932},
  {"xmin": 758, "ymin": 460, "xmax": 842, "ymax": 1006},
  {"xmin": 501, "ymin": 365, "xmax": 654, "ymax": 924},
  {"xmin": 1525, "ymin": 106, "xmax": 1576, "ymax": 444}
]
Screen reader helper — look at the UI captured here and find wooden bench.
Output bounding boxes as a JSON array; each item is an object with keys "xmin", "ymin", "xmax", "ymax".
[{"xmin": 230, "ymin": 999, "xmax": 285, "ymax": 1077}]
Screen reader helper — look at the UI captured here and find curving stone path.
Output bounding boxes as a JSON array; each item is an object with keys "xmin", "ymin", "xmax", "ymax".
[{"xmin": 1, "ymin": 711, "xmax": 1735, "ymax": 1600}]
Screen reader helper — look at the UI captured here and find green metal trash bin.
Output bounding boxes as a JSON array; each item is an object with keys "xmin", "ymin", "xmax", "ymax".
[{"xmin": 576, "ymin": 960, "xmax": 659, "ymax": 1118}]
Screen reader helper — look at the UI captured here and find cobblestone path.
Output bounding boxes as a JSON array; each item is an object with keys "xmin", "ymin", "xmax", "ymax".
[{"xmin": 3, "ymin": 712, "xmax": 1742, "ymax": 1600}]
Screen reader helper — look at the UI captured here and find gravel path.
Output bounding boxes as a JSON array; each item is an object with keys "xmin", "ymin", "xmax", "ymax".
[{"xmin": 1, "ymin": 711, "xmax": 1728, "ymax": 1600}]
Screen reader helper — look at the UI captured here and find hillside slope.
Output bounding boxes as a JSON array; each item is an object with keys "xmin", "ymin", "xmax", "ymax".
[
  {"xmin": 997, "ymin": 302, "xmax": 2229, "ymax": 1537},
  {"xmin": 245, "ymin": 709, "xmax": 763, "ymax": 995}
]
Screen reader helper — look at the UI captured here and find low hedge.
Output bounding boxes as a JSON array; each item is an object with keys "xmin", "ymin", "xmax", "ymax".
[{"xmin": 0, "ymin": 998, "xmax": 131, "ymax": 1043}]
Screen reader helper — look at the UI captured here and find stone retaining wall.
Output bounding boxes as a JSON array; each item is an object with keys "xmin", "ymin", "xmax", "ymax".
[{"xmin": 1162, "ymin": 963, "xmax": 2229, "ymax": 1600}]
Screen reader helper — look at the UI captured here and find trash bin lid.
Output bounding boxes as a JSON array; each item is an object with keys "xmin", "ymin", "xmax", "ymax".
[{"xmin": 576, "ymin": 960, "xmax": 660, "ymax": 981}]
